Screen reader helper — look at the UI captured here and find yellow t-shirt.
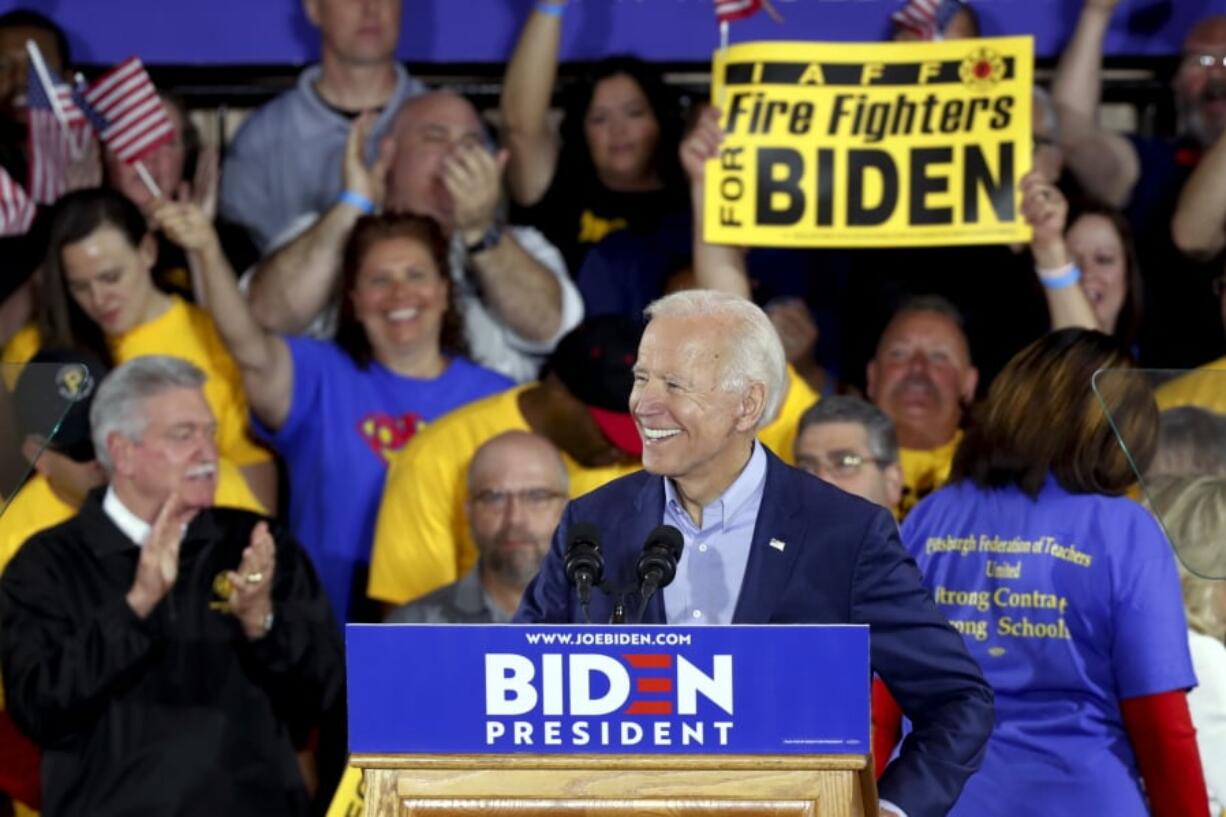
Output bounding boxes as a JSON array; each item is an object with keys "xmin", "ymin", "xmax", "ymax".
[
  {"xmin": 898, "ymin": 432, "xmax": 962, "ymax": 520},
  {"xmin": 1, "ymin": 322, "xmax": 39, "ymax": 365},
  {"xmin": 368, "ymin": 369, "xmax": 818, "ymax": 607},
  {"xmin": 108, "ymin": 296, "xmax": 270, "ymax": 467},
  {"xmin": 367, "ymin": 387, "xmax": 642, "ymax": 605},
  {"xmin": 1155, "ymin": 357, "xmax": 1226, "ymax": 414},
  {"xmin": 1, "ymin": 301, "xmax": 270, "ymax": 469},
  {"xmin": 325, "ymin": 765, "xmax": 364, "ymax": 817},
  {"xmin": 759, "ymin": 365, "xmax": 818, "ymax": 464}
]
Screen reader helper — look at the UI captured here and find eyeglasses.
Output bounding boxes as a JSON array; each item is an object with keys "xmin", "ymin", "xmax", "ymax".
[
  {"xmin": 800, "ymin": 451, "xmax": 885, "ymax": 479},
  {"xmin": 472, "ymin": 488, "xmax": 567, "ymax": 512},
  {"xmin": 1183, "ymin": 52, "xmax": 1226, "ymax": 70}
]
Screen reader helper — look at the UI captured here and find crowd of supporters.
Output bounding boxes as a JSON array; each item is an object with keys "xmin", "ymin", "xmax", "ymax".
[{"xmin": 0, "ymin": 0, "xmax": 1225, "ymax": 814}]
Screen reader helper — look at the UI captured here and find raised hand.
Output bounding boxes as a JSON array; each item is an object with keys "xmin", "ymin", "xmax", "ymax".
[
  {"xmin": 1020, "ymin": 171, "xmax": 1070, "ymax": 271},
  {"xmin": 343, "ymin": 111, "xmax": 395, "ymax": 209},
  {"xmin": 126, "ymin": 488, "xmax": 189, "ymax": 618},
  {"xmin": 226, "ymin": 521, "xmax": 277, "ymax": 640},
  {"xmin": 680, "ymin": 105, "xmax": 724, "ymax": 186},
  {"xmin": 152, "ymin": 199, "xmax": 222, "ymax": 257},
  {"xmin": 443, "ymin": 142, "xmax": 509, "ymax": 243}
]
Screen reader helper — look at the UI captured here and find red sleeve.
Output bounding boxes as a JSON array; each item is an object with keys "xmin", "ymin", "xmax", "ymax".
[
  {"xmin": 1120, "ymin": 690, "xmax": 1208, "ymax": 817},
  {"xmin": 0, "ymin": 708, "xmax": 40, "ymax": 808},
  {"xmin": 872, "ymin": 677, "xmax": 903, "ymax": 779}
]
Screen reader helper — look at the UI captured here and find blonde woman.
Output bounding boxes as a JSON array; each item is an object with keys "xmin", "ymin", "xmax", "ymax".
[{"xmin": 1149, "ymin": 476, "xmax": 1226, "ymax": 817}]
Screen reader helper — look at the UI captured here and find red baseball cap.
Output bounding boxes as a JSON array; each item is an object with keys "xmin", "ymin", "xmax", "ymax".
[
  {"xmin": 547, "ymin": 316, "xmax": 645, "ymax": 459},
  {"xmin": 587, "ymin": 405, "xmax": 643, "ymax": 458}
]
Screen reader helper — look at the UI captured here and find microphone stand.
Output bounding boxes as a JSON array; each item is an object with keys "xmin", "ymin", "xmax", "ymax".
[
  {"xmin": 634, "ymin": 576, "xmax": 661, "ymax": 623},
  {"xmin": 600, "ymin": 581, "xmax": 638, "ymax": 624}
]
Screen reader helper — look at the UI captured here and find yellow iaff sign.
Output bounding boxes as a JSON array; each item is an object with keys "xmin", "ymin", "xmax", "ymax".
[{"xmin": 705, "ymin": 37, "xmax": 1034, "ymax": 248}]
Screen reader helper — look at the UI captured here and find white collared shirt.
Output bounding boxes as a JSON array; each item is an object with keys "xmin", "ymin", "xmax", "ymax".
[{"xmin": 102, "ymin": 487, "xmax": 152, "ymax": 546}]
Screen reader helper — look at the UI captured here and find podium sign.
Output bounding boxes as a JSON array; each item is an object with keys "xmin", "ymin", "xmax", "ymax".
[{"xmin": 347, "ymin": 624, "xmax": 868, "ymax": 756}]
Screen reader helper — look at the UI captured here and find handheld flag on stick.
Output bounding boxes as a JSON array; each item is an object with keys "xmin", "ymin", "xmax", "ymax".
[
  {"xmin": 24, "ymin": 40, "xmax": 88, "ymax": 204},
  {"xmin": 0, "ymin": 164, "xmax": 35, "ymax": 235},
  {"xmin": 891, "ymin": 0, "xmax": 968, "ymax": 40},
  {"xmin": 715, "ymin": 0, "xmax": 762, "ymax": 24},
  {"xmin": 714, "ymin": 0, "xmax": 782, "ymax": 53},
  {"xmin": 73, "ymin": 57, "xmax": 174, "ymax": 199}
]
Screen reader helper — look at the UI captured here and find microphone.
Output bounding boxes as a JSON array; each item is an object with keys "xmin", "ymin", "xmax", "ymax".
[
  {"xmin": 564, "ymin": 523, "xmax": 604, "ymax": 623},
  {"xmin": 635, "ymin": 525, "xmax": 684, "ymax": 622}
]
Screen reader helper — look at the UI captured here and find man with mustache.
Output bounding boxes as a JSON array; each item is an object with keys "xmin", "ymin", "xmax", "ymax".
[
  {"xmin": 1055, "ymin": 3, "xmax": 1226, "ymax": 367},
  {"xmin": 387, "ymin": 431, "xmax": 567, "ymax": 623},
  {"xmin": 0, "ymin": 356, "xmax": 341, "ymax": 817},
  {"xmin": 866, "ymin": 297, "xmax": 978, "ymax": 518}
]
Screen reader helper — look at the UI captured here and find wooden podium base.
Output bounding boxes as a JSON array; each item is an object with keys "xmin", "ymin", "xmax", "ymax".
[{"xmin": 354, "ymin": 754, "xmax": 877, "ymax": 817}]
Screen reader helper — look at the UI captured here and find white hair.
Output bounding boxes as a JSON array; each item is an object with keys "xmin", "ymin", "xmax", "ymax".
[
  {"xmin": 644, "ymin": 290, "xmax": 787, "ymax": 429},
  {"xmin": 90, "ymin": 356, "xmax": 206, "ymax": 473}
]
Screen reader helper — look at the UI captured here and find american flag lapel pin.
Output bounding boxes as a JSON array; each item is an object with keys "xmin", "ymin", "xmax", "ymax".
[{"xmin": 768, "ymin": 538, "xmax": 786, "ymax": 552}]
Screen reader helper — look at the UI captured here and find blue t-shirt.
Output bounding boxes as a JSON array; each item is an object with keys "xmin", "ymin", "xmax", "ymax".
[
  {"xmin": 258, "ymin": 337, "xmax": 513, "ymax": 623},
  {"xmin": 900, "ymin": 477, "xmax": 1196, "ymax": 817}
]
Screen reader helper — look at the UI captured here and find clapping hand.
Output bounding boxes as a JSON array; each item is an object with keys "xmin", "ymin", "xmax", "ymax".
[
  {"xmin": 443, "ymin": 141, "xmax": 509, "ymax": 244},
  {"xmin": 343, "ymin": 111, "xmax": 395, "ymax": 210},
  {"xmin": 126, "ymin": 488, "xmax": 189, "ymax": 619},
  {"xmin": 226, "ymin": 521, "xmax": 277, "ymax": 640}
]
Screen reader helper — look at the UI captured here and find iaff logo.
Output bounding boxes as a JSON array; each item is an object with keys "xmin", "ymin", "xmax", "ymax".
[
  {"xmin": 483, "ymin": 652, "xmax": 733, "ymax": 748},
  {"xmin": 209, "ymin": 572, "xmax": 235, "ymax": 613}
]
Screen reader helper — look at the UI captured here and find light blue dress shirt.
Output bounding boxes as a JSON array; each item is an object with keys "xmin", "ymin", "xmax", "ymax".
[{"xmin": 661, "ymin": 442, "xmax": 767, "ymax": 625}]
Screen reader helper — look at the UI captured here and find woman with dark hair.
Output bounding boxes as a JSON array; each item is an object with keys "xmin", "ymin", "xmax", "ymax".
[
  {"xmin": 891, "ymin": 329, "xmax": 1207, "ymax": 816},
  {"xmin": 3, "ymin": 187, "xmax": 274, "ymax": 511},
  {"xmin": 500, "ymin": 1, "xmax": 686, "ymax": 273},
  {"xmin": 1022, "ymin": 171, "xmax": 1144, "ymax": 350},
  {"xmin": 154, "ymin": 201, "xmax": 512, "ymax": 623}
]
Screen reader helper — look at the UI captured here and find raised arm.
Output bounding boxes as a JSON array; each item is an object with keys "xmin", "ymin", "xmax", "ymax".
[
  {"xmin": 500, "ymin": 0, "xmax": 566, "ymax": 206},
  {"xmin": 1050, "ymin": 0, "xmax": 1139, "ymax": 208},
  {"xmin": 1020, "ymin": 171, "xmax": 1101, "ymax": 332},
  {"xmin": 153, "ymin": 201, "xmax": 295, "ymax": 431},
  {"xmin": 446, "ymin": 142, "xmax": 566, "ymax": 342},
  {"xmin": 1172, "ymin": 129, "xmax": 1226, "ymax": 259},
  {"xmin": 245, "ymin": 113, "xmax": 394, "ymax": 334},
  {"xmin": 684, "ymin": 106, "xmax": 751, "ymax": 300}
]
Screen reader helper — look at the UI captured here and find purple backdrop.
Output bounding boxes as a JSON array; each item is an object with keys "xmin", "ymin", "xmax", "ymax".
[{"xmin": 0, "ymin": 0, "xmax": 1221, "ymax": 64}]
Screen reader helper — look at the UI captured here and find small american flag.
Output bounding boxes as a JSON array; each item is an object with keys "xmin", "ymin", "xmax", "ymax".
[
  {"xmin": 715, "ymin": 0, "xmax": 761, "ymax": 23},
  {"xmin": 26, "ymin": 64, "xmax": 87, "ymax": 205},
  {"xmin": 0, "ymin": 164, "xmax": 35, "ymax": 235},
  {"xmin": 77, "ymin": 57, "xmax": 173, "ymax": 164},
  {"xmin": 891, "ymin": 0, "xmax": 966, "ymax": 40}
]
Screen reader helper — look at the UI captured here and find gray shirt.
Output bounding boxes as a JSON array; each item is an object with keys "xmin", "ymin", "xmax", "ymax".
[
  {"xmin": 385, "ymin": 566, "xmax": 512, "ymax": 624},
  {"xmin": 220, "ymin": 63, "xmax": 425, "ymax": 251}
]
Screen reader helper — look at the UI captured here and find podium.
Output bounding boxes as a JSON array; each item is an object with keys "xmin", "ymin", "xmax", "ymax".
[{"xmin": 347, "ymin": 624, "xmax": 876, "ymax": 817}]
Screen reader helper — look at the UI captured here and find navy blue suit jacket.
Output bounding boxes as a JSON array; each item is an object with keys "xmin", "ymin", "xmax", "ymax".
[{"xmin": 516, "ymin": 448, "xmax": 993, "ymax": 817}]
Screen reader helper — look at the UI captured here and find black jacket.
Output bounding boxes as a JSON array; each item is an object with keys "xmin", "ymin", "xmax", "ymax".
[{"xmin": 0, "ymin": 492, "xmax": 343, "ymax": 817}]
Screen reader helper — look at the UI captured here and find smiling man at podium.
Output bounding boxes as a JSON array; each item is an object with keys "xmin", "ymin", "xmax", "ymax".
[{"xmin": 516, "ymin": 291, "xmax": 994, "ymax": 817}]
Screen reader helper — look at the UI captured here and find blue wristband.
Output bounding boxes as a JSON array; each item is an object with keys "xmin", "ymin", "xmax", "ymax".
[
  {"xmin": 535, "ymin": 2, "xmax": 565, "ymax": 17},
  {"xmin": 338, "ymin": 190, "xmax": 376, "ymax": 215},
  {"xmin": 1039, "ymin": 263, "xmax": 1081, "ymax": 290}
]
